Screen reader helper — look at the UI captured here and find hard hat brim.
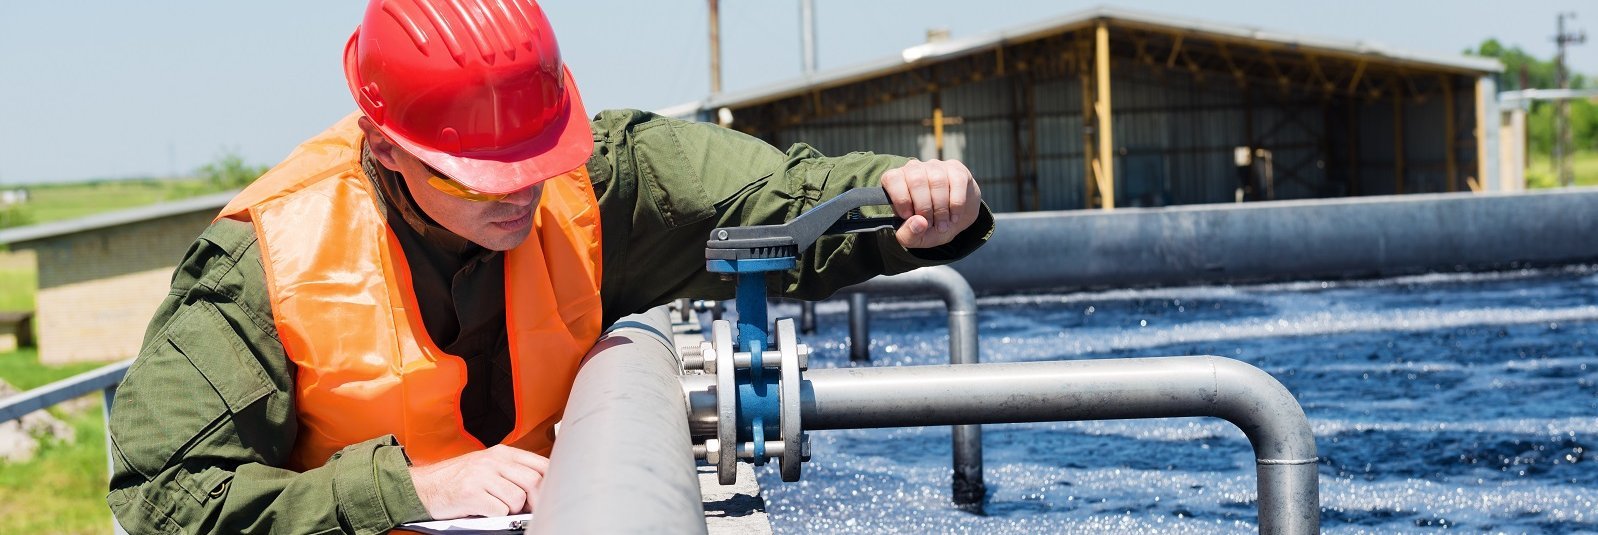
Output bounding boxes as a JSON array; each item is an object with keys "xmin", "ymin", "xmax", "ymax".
[{"xmin": 346, "ymin": 31, "xmax": 594, "ymax": 195}]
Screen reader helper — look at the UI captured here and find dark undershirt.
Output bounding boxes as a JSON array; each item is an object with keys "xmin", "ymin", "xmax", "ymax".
[{"xmin": 363, "ymin": 147, "xmax": 516, "ymax": 446}]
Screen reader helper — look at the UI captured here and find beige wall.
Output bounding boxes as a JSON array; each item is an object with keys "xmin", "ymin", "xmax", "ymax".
[
  {"xmin": 22, "ymin": 210, "xmax": 215, "ymax": 364},
  {"xmin": 36, "ymin": 268, "xmax": 172, "ymax": 363}
]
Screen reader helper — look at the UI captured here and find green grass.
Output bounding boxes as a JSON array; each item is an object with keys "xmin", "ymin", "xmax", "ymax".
[
  {"xmin": 18, "ymin": 178, "xmax": 221, "ymax": 225},
  {"xmin": 0, "ymin": 349, "xmax": 115, "ymax": 535},
  {"xmin": 0, "ymin": 267, "xmax": 34, "ymax": 312},
  {"xmin": 0, "ymin": 348, "xmax": 103, "ymax": 390},
  {"xmin": 0, "ymin": 248, "xmax": 36, "ymax": 309},
  {"xmin": 0, "ymin": 408, "xmax": 110, "ymax": 535},
  {"xmin": 1525, "ymin": 150, "xmax": 1598, "ymax": 188}
]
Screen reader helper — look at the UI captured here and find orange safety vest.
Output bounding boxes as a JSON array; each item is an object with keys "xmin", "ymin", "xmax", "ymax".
[{"xmin": 218, "ymin": 113, "xmax": 604, "ymax": 469}]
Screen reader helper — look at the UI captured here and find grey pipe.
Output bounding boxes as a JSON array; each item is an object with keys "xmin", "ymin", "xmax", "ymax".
[
  {"xmin": 949, "ymin": 190, "xmax": 1598, "ymax": 293},
  {"xmin": 800, "ymin": 356, "xmax": 1319, "ymax": 534},
  {"xmin": 842, "ymin": 266, "xmax": 984, "ymax": 511},
  {"xmin": 531, "ymin": 308, "xmax": 707, "ymax": 535}
]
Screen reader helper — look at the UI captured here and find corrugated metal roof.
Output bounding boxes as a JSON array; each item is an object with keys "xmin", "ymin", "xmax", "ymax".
[
  {"xmin": 0, "ymin": 190, "xmax": 236, "ymax": 246},
  {"xmin": 668, "ymin": 6, "xmax": 1503, "ymax": 114}
]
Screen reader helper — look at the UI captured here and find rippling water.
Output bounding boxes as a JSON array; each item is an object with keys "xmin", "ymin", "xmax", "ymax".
[{"xmin": 750, "ymin": 267, "xmax": 1598, "ymax": 533}]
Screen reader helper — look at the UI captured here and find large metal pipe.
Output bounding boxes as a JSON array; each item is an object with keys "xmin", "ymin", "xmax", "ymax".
[
  {"xmin": 531, "ymin": 308, "xmax": 707, "ymax": 534},
  {"xmin": 842, "ymin": 266, "xmax": 984, "ymax": 511},
  {"xmin": 801, "ymin": 356, "xmax": 1319, "ymax": 534},
  {"xmin": 951, "ymin": 189, "xmax": 1598, "ymax": 293}
]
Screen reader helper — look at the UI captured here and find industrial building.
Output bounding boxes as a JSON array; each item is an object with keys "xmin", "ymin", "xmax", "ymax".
[{"xmin": 666, "ymin": 7, "xmax": 1506, "ymax": 212}]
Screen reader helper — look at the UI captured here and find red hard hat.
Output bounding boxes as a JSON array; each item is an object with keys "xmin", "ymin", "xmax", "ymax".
[{"xmin": 344, "ymin": 0, "xmax": 591, "ymax": 194}]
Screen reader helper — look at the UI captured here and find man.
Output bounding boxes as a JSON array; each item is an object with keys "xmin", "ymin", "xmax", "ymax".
[{"xmin": 106, "ymin": 1, "xmax": 992, "ymax": 533}]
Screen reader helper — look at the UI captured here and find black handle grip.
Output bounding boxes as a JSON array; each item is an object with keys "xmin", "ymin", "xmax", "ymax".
[{"xmin": 706, "ymin": 187, "xmax": 902, "ymax": 259}]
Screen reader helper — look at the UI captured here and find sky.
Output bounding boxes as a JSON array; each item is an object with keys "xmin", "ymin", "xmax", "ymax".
[{"xmin": 2, "ymin": 1, "xmax": 1596, "ymax": 185}]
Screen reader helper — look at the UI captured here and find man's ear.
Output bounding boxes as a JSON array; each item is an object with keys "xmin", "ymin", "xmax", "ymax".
[{"xmin": 357, "ymin": 116, "xmax": 403, "ymax": 170}]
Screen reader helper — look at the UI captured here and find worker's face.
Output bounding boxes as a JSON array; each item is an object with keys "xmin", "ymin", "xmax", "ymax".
[{"xmin": 359, "ymin": 119, "xmax": 543, "ymax": 251}]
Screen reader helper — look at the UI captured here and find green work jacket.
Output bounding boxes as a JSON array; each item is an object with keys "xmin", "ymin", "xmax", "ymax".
[{"xmin": 106, "ymin": 109, "xmax": 994, "ymax": 534}]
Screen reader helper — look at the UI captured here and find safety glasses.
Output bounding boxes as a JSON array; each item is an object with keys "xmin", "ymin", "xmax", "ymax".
[{"xmin": 423, "ymin": 165, "xmax": 511, "ymax": 202}]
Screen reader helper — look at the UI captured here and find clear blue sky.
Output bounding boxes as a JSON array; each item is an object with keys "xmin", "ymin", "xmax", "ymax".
[{"xmin": 2, "ymin": 1, "xmax": 1595, "ymax": 184}]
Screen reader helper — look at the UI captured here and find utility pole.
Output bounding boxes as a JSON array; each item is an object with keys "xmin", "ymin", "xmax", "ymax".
[
  {"xmin": 708, "ymin": 0, "xmax": 722, "ymax": 95},
  {"xmin": 800, "ymin": 0, "xmax": 817, "ymax": 75},
  {"xmin": 1554, "ymin": 12, "xmax": 1586, "ymax": 187}
]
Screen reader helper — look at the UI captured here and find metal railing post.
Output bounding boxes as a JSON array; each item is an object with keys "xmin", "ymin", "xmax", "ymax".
[
  {"xmin": 104, "ymin": 385, "xmax": 129, "ymax": 535},
  {"xmin": 0, "ymin": 360, "xmax": 133, "ymax": 535}
]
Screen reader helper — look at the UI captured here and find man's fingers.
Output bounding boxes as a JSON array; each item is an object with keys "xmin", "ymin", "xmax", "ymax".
[
  {"xmin": 926, "ymin": 164, "xmax": 951, "ymax": 233},
  {"xmin": 480, "ymin": 477, "xmax": 525, "ymax": 516},
  {"xmin": 497, "ymin": 463, "xmax": 544, "ymax": 513},
  {"xmin": 905, "ymin": 163, "xmax": 933, "ymax": 224},
  {"xmin": 491, "ymin": 445, "xmax": 551, "ymax": 473},
  {"xmin": 948, "ymin": 161, "xmax": 972, "ymax": 226},
  {"xmin": 881, "ymin": 167, "xmax": 914, "ymax": 219},
  {"xmin": 895, "ymin": 214, "xmax": 930, "ymax": 248}
]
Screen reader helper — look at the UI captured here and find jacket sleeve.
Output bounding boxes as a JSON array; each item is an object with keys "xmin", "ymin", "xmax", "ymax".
[
  {"xmin": 589, "ymin": 109, "xmax": 995, "ymax": 324},
  {"xmin": 106, "ymin": 219, "xmax": 430, "ymax": 535}
]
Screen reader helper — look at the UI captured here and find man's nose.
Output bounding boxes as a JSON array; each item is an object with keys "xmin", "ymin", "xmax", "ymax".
[{"xmin": 499, "ymin": 184, "xmax": 541, "ymax": 207}]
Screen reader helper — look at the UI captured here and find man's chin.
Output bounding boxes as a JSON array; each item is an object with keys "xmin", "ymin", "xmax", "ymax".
[{"xmin": 476, "ymin": 225, "xmax": 533, "ymax": 251}]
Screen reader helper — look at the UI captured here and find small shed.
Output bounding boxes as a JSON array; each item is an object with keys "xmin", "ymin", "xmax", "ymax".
[{"xmin": 0, "ymin": 192, "xmax": 234, "ymax": 364}]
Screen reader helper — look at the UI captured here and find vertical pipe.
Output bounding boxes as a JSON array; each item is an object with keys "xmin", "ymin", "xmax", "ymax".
[
  {"xmin": 708, "ymin": 0, "xmax": 722, "ymax": 95},
  {"xmin": 848, "ymin": 293, "xmax": 869, "ymax": 363},
  {"xmin": 799, "ymin": 0, "xmax": 817, "ymax": 75},
  {"xmin": 946, "ymin": 295, "xmax": 984, "ymax": 514},
  {"xmin": 933, "ymin": 93, "xmax": 946, "ymax": 160},
  {"xmin": 1095, "ymin": 22, "xmax": 1116, "ymax": 210},
  {"xmin": 531, "ymin": 308, "xmax": 707, "ymax": 534},
  {"xmin": 842, "ymin": 267, "xmax": 985, "ymax": 512},
  {"xmin": 800, "ymin": 300, "xmax": 817, "ymax": 334}
]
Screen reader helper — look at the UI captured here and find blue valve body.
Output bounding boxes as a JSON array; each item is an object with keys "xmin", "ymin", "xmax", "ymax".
[{"xmin": 707, "ymin": 257, "xmax": 795, "ymax": 464}]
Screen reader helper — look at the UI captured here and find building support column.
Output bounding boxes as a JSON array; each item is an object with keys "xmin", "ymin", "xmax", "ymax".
[
  {"xmin": 1094, "ymin": 22, "xmax": 1116, "ymax": 210},
  {"xmin": 1079, "ymin": 34, "xmax": 1097, "ymax": 209}
]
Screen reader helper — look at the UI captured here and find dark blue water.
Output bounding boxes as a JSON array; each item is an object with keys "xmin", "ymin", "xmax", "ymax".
[{"xmin": 754, "ymin": 268, "xmax": 1598, "ymax": 533}]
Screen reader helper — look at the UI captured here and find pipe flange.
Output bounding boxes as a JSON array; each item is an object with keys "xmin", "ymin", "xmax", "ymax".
[
  {"xmin": 775, "ymin": 318, "xmax": 805, "ymax": 482},
  {"xmin": 712, "ymin": 319, "xmax": 738, "ymax": 484}
]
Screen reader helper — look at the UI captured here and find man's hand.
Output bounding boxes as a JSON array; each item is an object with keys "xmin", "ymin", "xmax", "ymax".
[
  {"xmin": 409, "ymin": 445, "xmax": 550, "ymax": 520},
  {"xmin": 880, "ymin": 159, "xmax": 983, "ymax": 249}
]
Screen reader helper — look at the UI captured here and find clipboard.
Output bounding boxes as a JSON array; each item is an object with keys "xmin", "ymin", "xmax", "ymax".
[{"xmin": 394, "ymin": 513, "xmax": 532, "ymax": 534}]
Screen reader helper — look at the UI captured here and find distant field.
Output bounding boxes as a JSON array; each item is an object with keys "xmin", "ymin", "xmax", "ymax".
[{"xmin": 10, "ymin": 178, "xmax": 221, "ymax": 225}]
